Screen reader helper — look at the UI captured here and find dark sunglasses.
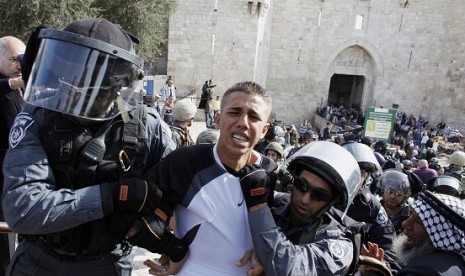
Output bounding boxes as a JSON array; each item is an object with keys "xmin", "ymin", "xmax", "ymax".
[
  {"xmin": 292, "ymin": 176, "xmax": 332, "ymax": 202},
  {"xmin": 383, "ymin": 188, "xmax": 407, "ymax": 197}
]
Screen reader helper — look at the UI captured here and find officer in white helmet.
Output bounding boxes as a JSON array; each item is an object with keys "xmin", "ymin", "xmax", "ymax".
[
  {"xmin": 342, "ymin": 142, "xmax": 402, "ymax": 273},
  {"xmin": 239, "ymin": 141, "xmax": 365, "ymax": 275},
  {"xmin": 170, "ymin": 98, "xmax": 197, "ymax": 148}
]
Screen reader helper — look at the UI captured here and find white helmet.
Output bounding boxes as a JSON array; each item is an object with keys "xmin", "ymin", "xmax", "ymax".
[
  {"xmin": 449, "ymin": 151, "xmax": 465, "ymax": 167},
  {"xmin": 173, "ymin": 99, "xmax": 197, "ymax": 121},
  {"xmin": 342, "ymin": 142, "xmax": 383, "ymax": 173},
  {"xmin": 284, "ymin": 141, "xmax": 362, "ymax": 211},
  {"xmin": 377, "ymin": 169, "xmax": 411, "ymax": 197}
]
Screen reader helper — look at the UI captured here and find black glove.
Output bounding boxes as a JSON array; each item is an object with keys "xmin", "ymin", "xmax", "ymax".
[
  {"xmin": 106, "ymin": 211, "xmax": 139, "ymax": 240},
  {"xmin": 238, "ymin": 164, "xmax": 269, "ymax": 208},
  {"xmin": 128, "ymin": 214, "xmax": 200, "ymax": 262},
  {"xmin": 100, "ymin": 177, "xmax": 162, "ymax": 215}
]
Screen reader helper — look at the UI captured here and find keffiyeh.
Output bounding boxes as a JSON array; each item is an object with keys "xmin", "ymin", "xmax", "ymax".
[{"xmin": 411, "ymin": 193, "xmax": 465, "ymax": 258}]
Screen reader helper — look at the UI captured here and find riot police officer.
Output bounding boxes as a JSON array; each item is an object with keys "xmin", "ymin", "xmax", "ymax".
[
  {"xmin": 342, "ymin": 142, "xmax": 401, "ymax": 272},
  {"xmin": 378, "ymin": 169, "xmax": 412, "ymax": 234},
  {"xmin": 2, "ymin": 18, "xmax": 178, "ymax": 275},
  {"xmin": 241, "ymin": 141, "xmax": 365, "ymax": 275},
  {"xmin": 427, "ymin": 175, "xmax": 463, "ymax": 198}
]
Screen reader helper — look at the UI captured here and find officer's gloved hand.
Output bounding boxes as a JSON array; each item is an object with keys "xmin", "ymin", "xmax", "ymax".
[
  {"xmin": 100, "ymin": 177, "xmax": 162, "ymax": 215},
  {"xmin": 238, "ymin": 164, "xmax": 269, "ymax": 208},
  {"xmin": 126, "ymin": 214, "xmax": 200, "ymax": 263}
]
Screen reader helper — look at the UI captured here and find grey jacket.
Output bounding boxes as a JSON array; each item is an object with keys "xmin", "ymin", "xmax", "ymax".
[
  {"xmin": 248, "ymin": 194, "xmax": 360, "ymax": 276},
  {"xmin": 2, "ymin": 105, "xmax": 175, "ymax": 234}
]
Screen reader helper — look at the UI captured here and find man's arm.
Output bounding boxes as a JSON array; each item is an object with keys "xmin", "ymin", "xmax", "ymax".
[
  {"xmin": 248, "ymin": 206, "xmax": 354, "ymax": 276},
  {"xmin": 3, "ymin": 111, "xmax": 105, "ymax": 234},
  {"xmin": 0, "ymin": 77, "xmax": 24, "ymax": 91},
  {"xmin": 239, "ymin": 165, "xmax": 353, "ymax": 276}
]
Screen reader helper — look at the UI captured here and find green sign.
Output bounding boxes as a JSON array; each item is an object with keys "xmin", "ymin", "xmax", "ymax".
[{"xmin": 362, "ymin": 107, "xmax": 396, "ymax": 143}]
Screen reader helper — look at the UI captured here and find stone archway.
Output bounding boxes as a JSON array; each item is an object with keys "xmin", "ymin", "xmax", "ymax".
[
  {"xmin": 328, "ymin": 45, "xmax": 375, "ymax": 111},
  {"xmin": 328, "ymin": 74, "xmax": 365, "ymax": 109},
  {"xmin": 324, "ymin": 39, "xmax": 383, "ymax": 112}
]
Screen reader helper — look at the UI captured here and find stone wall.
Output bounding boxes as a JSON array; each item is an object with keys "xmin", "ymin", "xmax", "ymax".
[{"xmin": 167, "ymin": 0, "xmax": 465, "ymax": 131}]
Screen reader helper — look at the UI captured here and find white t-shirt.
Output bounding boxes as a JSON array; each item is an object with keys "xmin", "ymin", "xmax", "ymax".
[{"xmin": 149, "ymin": 144, "xmax": 259, "ymax": 275}]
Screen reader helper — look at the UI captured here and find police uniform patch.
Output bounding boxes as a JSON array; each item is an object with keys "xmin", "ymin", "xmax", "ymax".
[
  {"xmin": 326, "ymin": 229, "xmax": 342, "ymax": 237},
  {"xmin": 329, "ymin": 241, "xmax": 350, "ymax": 260},
  {"xmin": 9, "ymin": 112, "xmax": 34, "ymax": 148},
  {"xmin": 376, "ymin": 209, "xmax": 389, "ymax": 225}
]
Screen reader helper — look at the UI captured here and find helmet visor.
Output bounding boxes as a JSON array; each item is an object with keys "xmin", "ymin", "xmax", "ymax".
[
  {"xmin": 283, "ymin": 141, "xmax": 362, "ymax": 209},
  {"xmin": 378, "ymin": 169, "xmax": 411, "ymax": 196},
  {"xmin": 24, "ymin": 32, "xmax": 143, "ymax": 121}
]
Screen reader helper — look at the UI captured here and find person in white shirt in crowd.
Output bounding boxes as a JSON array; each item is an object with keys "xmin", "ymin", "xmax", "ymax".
[{"xmin": 160, "ymin": 78, "xmax": 176, "ymax": 103}]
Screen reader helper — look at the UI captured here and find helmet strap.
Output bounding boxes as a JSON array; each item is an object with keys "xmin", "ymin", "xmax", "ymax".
[{"xmin": 116, "ymin": 93, "xmax": 130, "ymax": 123}]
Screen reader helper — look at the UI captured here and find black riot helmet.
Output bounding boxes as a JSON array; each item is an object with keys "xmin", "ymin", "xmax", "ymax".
[
  {"xmin": 427, "ymin": 176, "xmax": 462, "ymax": 198},
  {"xmin": 22, "ymin": 18, "xmax": 144, "ymax": 121},
  {"xmin": 373, "ymin": 140, "xmax": 388, "ymax": 155},
  {"xmin": 302, "ymin": 130, "xmax": 318, "ymax": 141},
  {"xmin": 402, "ymin": 159, "xmax": 413, "ymax": 170}
]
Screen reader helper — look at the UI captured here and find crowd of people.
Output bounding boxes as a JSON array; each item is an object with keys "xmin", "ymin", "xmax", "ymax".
[
  {"xmin": 251, "ymin": 115, "xmax": 465, "ymax": 275},
  {"xmin": 1, "ymin": 16, "xmax": 465, "ymax": 276}
]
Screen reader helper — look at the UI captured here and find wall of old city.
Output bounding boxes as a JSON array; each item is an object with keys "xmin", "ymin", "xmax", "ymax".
[{"xmin": 167, "ymin": 0, "xmax": 465, "ymax": 130}]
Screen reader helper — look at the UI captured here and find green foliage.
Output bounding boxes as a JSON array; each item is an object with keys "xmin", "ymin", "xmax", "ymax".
[
  {"xmin": 0, "ymin": 0, "xmax": 98, "ymax": 41},
  {"xmin": 0, "ymin": 0, "xmax": 176, "ymax": 62},
  {"xmin": 93, "ymin": 0, "xmax": 176, "ymax": 62}
]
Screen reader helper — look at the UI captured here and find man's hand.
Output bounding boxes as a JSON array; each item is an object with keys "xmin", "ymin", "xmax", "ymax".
[
  {"xmin": 236, "ymin": 249, "xmax": 265, "ymax": 276},
  {"xmin": 100, "ymin": 177, "xmax": 162, "ymax": 214},
  {"xmin": 238, "ymin": 164, "xmax": 268, "ymax": 208},
  {"xmin": 359, "ymin": 242, "xmax": 392, "ymax": 276},
  {"xmin": 358, "ymin": 255, "xmax": 392, "ymax": 276},
  {"xmin": 9, "ymin": 77, "xmax": 24, "ymax": 91},
  {"xmin": 361, "ymin": 241, "xmax": 384, "ymax": 261},
  {"xmin": 144, "ymin": 254, "xmax": 187, "ymax": 276}
]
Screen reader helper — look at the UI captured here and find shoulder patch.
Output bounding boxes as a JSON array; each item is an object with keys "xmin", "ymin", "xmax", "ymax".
[
  {"xmin": 9, "ymin": 112, "xmax": 35, "ymax": 148},
  {"xmin": 376, "ymin": 209, "xmax": 389, "ymax": 225},
  {"xmin": 329, "ymin": 240, "xmax": 350, "ymax": 260},
  {"xmin": 326, "ymin": 229, "xmax": 342, "ymax": 238}
]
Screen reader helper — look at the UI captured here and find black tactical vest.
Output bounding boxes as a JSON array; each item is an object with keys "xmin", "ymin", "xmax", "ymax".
[{"xmin": 30, "ymin": 104, "xmax": 149, "ymax": 254}]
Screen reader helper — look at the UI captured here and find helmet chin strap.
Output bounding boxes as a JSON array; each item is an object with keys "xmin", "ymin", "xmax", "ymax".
[{"xmin": 116, "ymin": 92, "xmax": 129, "ymax": 123}]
